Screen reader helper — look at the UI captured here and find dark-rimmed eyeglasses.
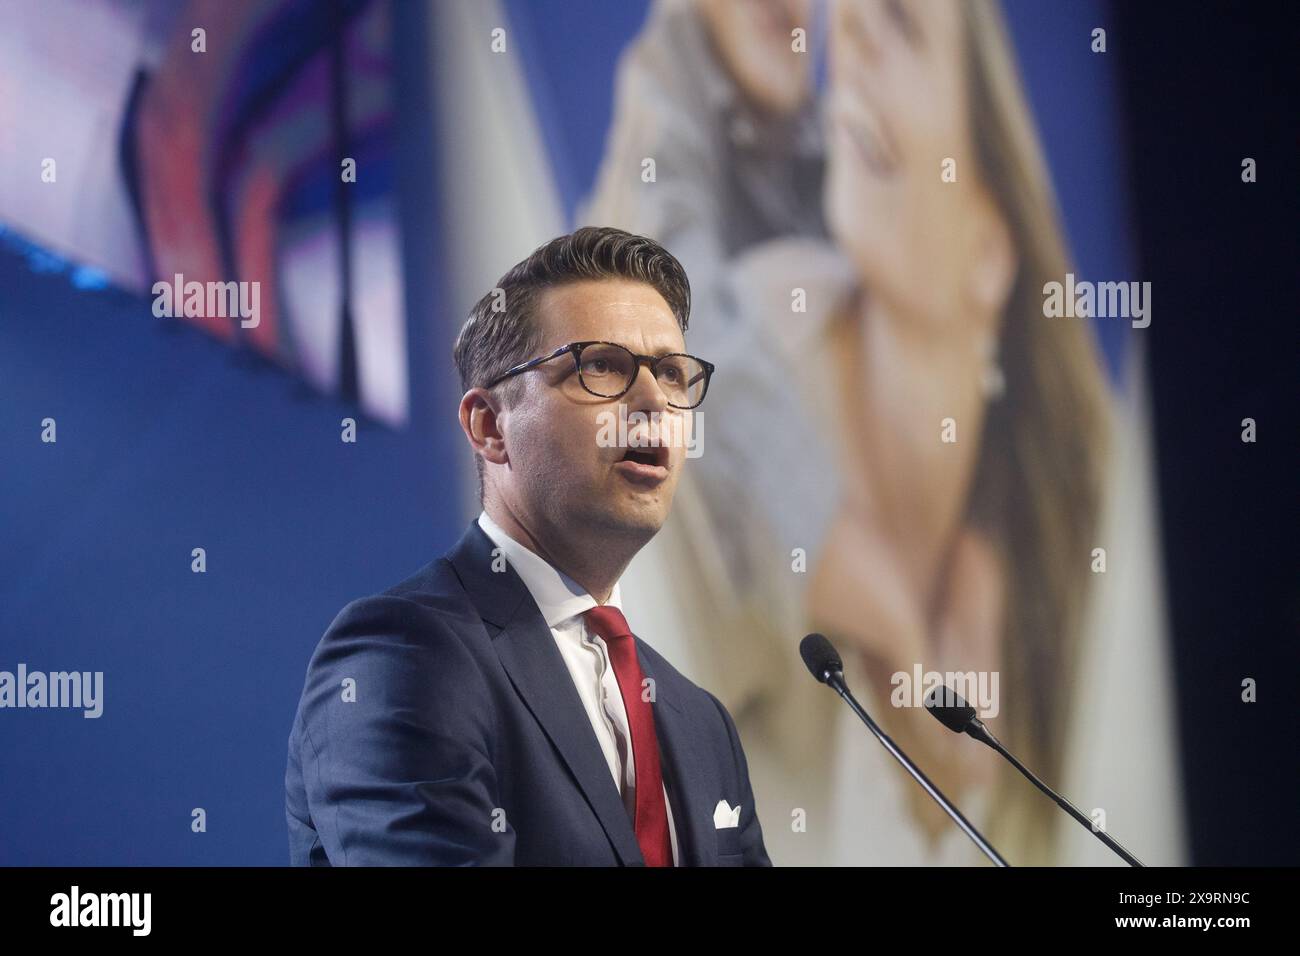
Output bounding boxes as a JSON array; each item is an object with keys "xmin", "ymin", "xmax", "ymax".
[{"xmin": 482, "ymin": 340, "xmax": 714, "ymax": 409}]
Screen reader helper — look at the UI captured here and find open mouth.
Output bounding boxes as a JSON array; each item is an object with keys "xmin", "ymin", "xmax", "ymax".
[{"xmin": 614, "ymin": 444, "xmax": 669, "ymax": 485}]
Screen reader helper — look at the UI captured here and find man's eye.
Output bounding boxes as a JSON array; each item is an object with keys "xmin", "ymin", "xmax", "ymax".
[{"xmin": 658, "ymin": 366, "xmax": 681, "ymax": 383}]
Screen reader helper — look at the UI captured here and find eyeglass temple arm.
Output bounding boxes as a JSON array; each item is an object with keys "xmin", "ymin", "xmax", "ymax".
[{"xmin": 485, "ymin": 344, "xmax": 573, "ymax": 387}]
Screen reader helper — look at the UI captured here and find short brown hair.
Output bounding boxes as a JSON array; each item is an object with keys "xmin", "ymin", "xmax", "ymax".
[{"xmin": 453, "ymin": 226, "xmax": 692, "ymax": 493}]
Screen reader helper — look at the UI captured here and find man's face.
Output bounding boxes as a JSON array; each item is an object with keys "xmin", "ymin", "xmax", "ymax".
[{"xmin": 494, "ymin": 279, "xmax": 692, "ymax": 543}]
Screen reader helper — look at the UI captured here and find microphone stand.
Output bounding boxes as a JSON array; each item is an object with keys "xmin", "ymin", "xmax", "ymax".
[
  {"xmin": 963, "ymin": 720, "xmax": 1144, "ymax": 867},
  {"xmin": 824, "ymin": 670, "xmax": 1010, "ymax": 867}
]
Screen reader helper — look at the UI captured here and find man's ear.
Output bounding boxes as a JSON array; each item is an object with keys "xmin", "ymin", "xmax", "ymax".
[{"xmin": 459, "ymin": 387, "xmax": 509, "ymax": 467}]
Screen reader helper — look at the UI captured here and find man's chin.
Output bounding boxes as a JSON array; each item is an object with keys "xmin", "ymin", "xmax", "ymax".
[{"xmin": 592, "ymin": 498, "xmax": 669, "ymax": 540}]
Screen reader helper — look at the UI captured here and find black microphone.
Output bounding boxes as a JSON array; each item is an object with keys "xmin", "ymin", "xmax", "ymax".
[
  {"xmin": 799, "ymin": 634, "xmax": 1010, "ymax": 867},
  {"xmin": 923, "ymin": 683, "xmax": 1145, "ymax": 867}
]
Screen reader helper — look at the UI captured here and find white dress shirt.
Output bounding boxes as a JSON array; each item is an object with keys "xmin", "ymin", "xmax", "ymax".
[{"xmin": 476, "ymin": 511, "xmax": 679, "ymax": 865}]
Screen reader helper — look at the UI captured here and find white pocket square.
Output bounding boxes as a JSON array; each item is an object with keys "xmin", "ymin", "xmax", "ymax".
[{"xmin": 713, "ymin": 799, "xmax": 741, "ymax": 829}]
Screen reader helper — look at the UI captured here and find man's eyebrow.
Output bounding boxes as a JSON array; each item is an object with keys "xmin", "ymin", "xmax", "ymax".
[{"xmin": 599, "ymin": 341, "xmax": 688, "ymax": 357}]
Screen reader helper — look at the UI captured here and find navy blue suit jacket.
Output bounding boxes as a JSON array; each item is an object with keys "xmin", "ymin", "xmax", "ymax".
[{"xmin": 285, "ymin": 519, "xmax": 773, "ymax": 866}]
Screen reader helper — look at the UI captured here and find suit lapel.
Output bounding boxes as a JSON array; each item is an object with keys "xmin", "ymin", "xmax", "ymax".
[{"xmin": 447, "ymin": 520, "xmax": 645, "ymax": 866}]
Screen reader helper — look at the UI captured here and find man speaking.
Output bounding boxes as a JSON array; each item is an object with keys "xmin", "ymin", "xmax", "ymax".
[{"xmin": 286, "ymin": 226, "xmax": 772, "ymax": 866}]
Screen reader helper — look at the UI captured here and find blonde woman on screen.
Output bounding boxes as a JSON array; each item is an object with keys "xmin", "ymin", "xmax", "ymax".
[{"xmin": 583, "ymin": 0, "xmax": 1108, "ymax": 865}]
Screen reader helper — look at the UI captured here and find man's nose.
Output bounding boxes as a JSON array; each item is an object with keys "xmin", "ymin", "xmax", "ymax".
[{"xmin": 624, "ymin": 362, "xmax": 670, "ymax": 414}]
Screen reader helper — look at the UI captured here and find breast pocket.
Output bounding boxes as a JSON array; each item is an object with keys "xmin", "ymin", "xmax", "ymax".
[{"xmin": 714, "ymin": 824, "xmax": 743, "ymax": 864}]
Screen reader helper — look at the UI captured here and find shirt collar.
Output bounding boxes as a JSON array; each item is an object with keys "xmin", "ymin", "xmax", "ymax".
[{"xmin": 476, "ymin": 510, "xmax": 623, "ymax": 629}]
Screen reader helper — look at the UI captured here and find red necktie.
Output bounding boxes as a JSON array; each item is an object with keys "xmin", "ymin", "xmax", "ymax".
[{"xmin": 582, "ymin": 604, "xmax": 673, "ymax": 867}]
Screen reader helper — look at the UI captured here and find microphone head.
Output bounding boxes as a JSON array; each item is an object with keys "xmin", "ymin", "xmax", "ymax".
[
  {"xmin": 924, "ymin": 683, "xmax": 978, "ymax": 734},
  {"xmin": 800, "ymin": 633, "xmax": 843, "ymax": 685}
]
